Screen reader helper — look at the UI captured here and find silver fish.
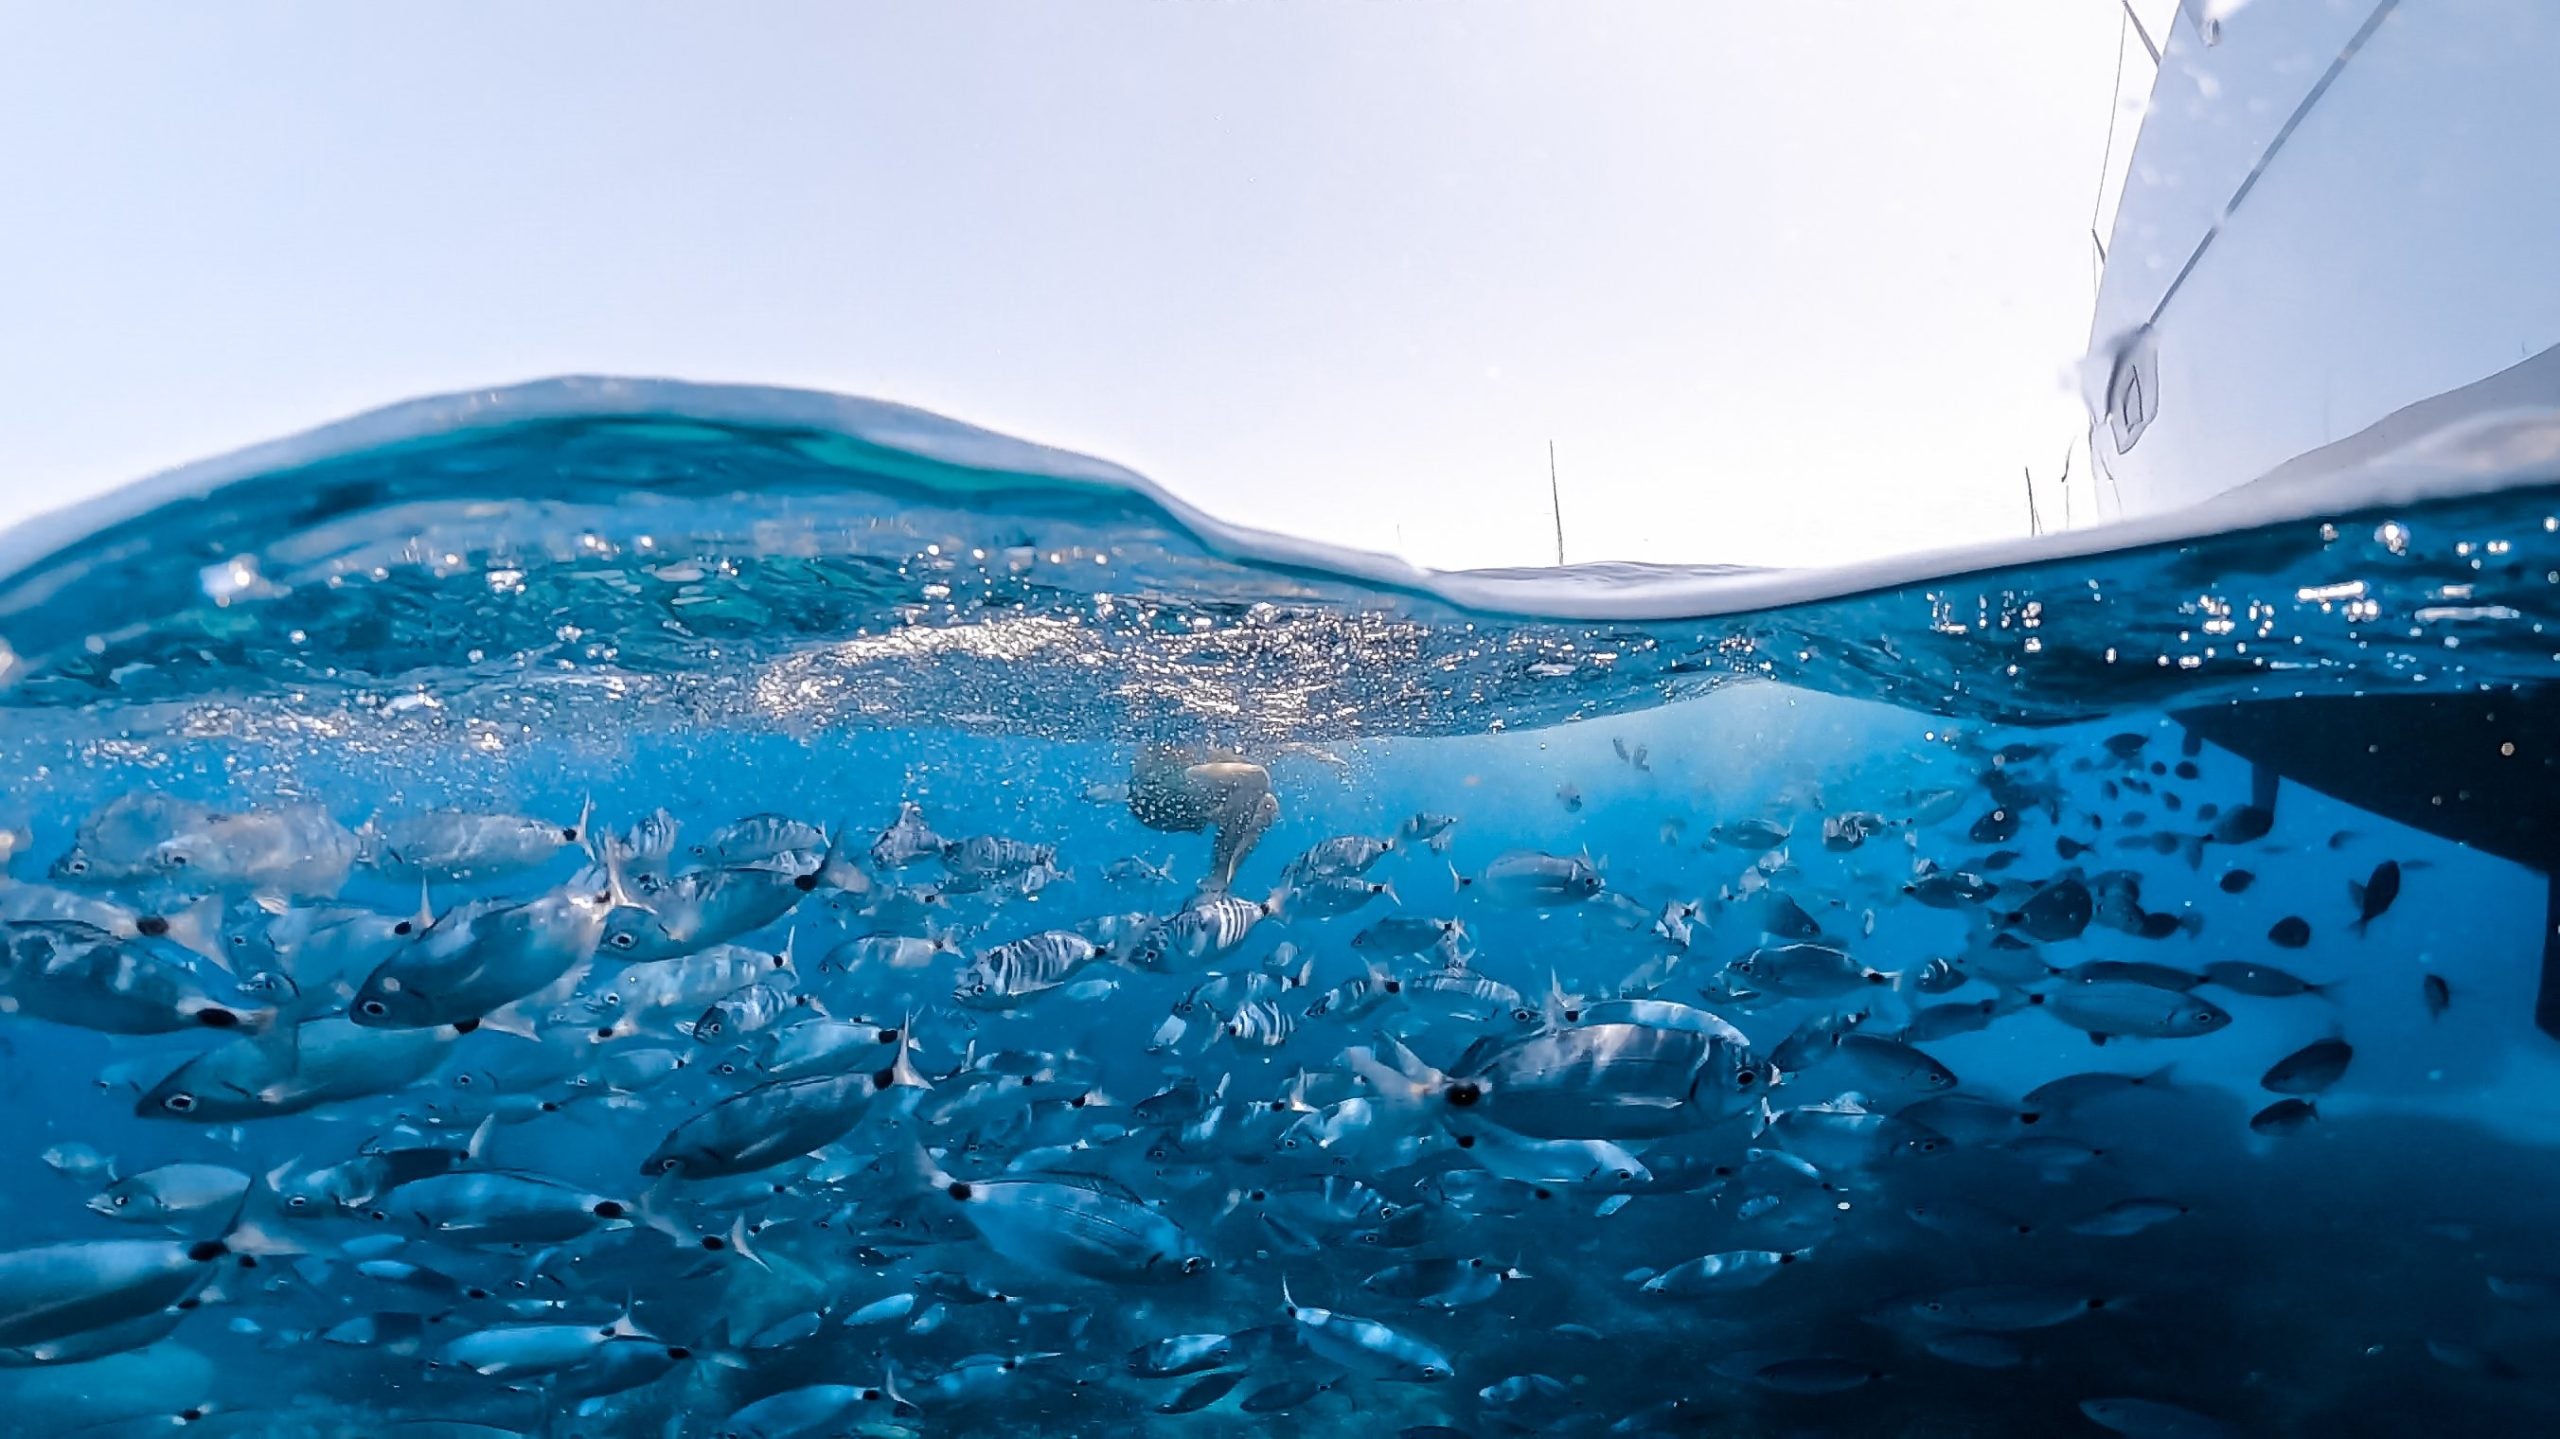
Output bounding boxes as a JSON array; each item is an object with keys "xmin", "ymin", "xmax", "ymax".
[
  {"xmin": 0, "ymin": 920, "xmax": 284, "ymax": 1035},
  {"xmin": 85, "ymin": 1164, "xmax": 250, "ymax": 1228},
  {"xmin": 1280, "ymin": 1279, "xmax": 1452, "ymax": 1381},
  {"xmin": 362, "ymin": 808, "xmax": 582, "ymax": 883},
  {"xmin": 353, "ymin": 871, "xmax": 621, "ymax": 1028},
  {"xmin": 599, "ymin": 863, "xmax": 806, "ymax": 964},
  {"xmin": 924, "ymin": 1163, "xmax": 1207, "ymax": 1284},
  {"xmin": 1461, "ymin": 851, "xmax": 1603, "ymax": 907},
  {"xmin": 870, "ymin": 803, "xmax": 945, "ymax": 870},
  {"xmin": 648, "ymin": 1049, "xmax": 925, "ymax": 1177},
  {"xmin": 956, "ymin": 930, "xmax": 1105, "ymax": 1009}
]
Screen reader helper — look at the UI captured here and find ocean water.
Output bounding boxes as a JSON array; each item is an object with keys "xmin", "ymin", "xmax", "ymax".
[{"xmin": 3, "ymin": 382, "xmax": 2560, "ymax": 1437}]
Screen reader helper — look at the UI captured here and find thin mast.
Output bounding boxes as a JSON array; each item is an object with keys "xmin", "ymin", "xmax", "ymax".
[{"xmin": 1548, "ymin": 440, "xmax": 1566, "ymax": 566}]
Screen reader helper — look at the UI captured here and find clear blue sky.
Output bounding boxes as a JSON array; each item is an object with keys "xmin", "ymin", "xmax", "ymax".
[{"xmin": 0, "ymin": 2, "xmax": 2137, "ymax": 570}]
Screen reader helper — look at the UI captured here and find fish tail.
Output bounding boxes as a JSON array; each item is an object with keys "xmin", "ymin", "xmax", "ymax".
[{"xmin": 633, "ymin": 1168, "xmax": 690, "ymax": 1245}]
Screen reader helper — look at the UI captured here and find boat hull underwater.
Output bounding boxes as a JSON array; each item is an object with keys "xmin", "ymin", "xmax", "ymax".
[{"xmin": 2085, "ymin": 0, "xmax": 2560, "ymax": 1040}]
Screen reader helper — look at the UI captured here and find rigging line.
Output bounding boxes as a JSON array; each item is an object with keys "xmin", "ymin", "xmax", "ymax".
[
  {"xmin": 2120, "ymin": 0, "xmax": 2162, "ymax": 66},
  {"xmin": 2089, "ymin": 9, "xmax": 2131, "ymax": 294}
]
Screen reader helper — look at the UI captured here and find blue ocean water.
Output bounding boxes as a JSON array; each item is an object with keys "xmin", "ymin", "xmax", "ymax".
[{"xmin": 3, "ymin": 383, "xmax": 2560, "ymax": 1436}]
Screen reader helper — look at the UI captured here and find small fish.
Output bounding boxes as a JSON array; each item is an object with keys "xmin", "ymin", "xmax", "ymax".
[
  {"xmin": 2034, "ymin": 983, "xmax": 2230, "ymax": 1044},
  {"xmin": 1751, "ymin": 1356, "xmax": 1883, "ymax": 1394},
  {"xmin": 41, "ymin": 1143, "xmax": 119, "ymax": 1184},
  {"xmin": 2019, "ymin": 1065, "xmax": 2175, "ymax": 1117},
  {"xmin": 2265, "ymin": 916, "xmax": 2312, "ymax": 949},
  {"xmin": 2260, "ymin": 1037, "xmax": 2353, "ymax": 1095},
  {"xmin": 2217, "ymin": 869, "xmax": 2255, "ymax": 894},
  {"xmin": 1968, "ymin": 808, "xmax": 2022, "ymax": 844},
  {"xmin": 1364, "ymin": 1255, "xmax": 1526, "ymax": 1309},
  {"xmin": 1460, "ymin": 851, "xmax": 1604, "ymax": 907},
  {"xmin": 88, "ymin": 1164, "xmax": 251, "ymax": 1226},
  {"xmin": 1708, "ymin": 819, "xmax": 1789, "ymax": 851},
  {"xmin": 2248, "ymin": 1098, "xmax": 2319, "ymax": 1135},
  {"xmin": 1727, "ymin": 942, "xmax": 1891, "ymax": 999},
  {"xmin": 2349, "ymin": 859, "xmax": 2401, "ymax": 935},
  {"xmin": 1639, "ymin": 1248, "xmax": 1801, "ymax": 1297},
  {"xmin": 1353, "ymin": 914, "xmax": 1463, "ymax": 957},
  {"xmin": 2067, "ymin": 1198, "xmax": 2192, "ymax": 1237},
  {"xmin": 1907, "ymin": 869, "xmax": 1999, "ymax": 909},
  {"xmin": 1105, "ymin": 855, "xmax": 1178, "ymax": 886},
  {"xmin": 2080, "ymin": 1397, "xmax": 2244, "ymax": 1438},
  {"xmin": 955, "ymin": 930, "xmax": 1105, "ymax": 1008},
  {"xmin": 1833, "ymin": 1033, "xmax": 1957, "ymax": 1092},
  {"xmin": 1157, "ymin": 1370, "xmax": 1246, "ymax": 1414},
  {"xmin": 1398, "ymin": 813, "xmax": 1459, "ymax": 852},
  {"xmin": 357, "ymin": 871, "xmax": 624, "ymax": 1027},
  {"xmin": 691, "ymin": 811, "xmax": 827, "ymax": 869},
  {"xmin": 922, "ymin": 1159, "xmax": 1207, "ymax": 1285},
  {"xmin": 2006, "ymin": 876, "xmax": 2092, "ymax": 939},
  {"xmin": 1911, "ymin": 1282, "xmax": 2114, "ymax": 1331},
  {"xmin": 2204, "ymin": 960, "xmax": 2331, "ymax": 998},
  {"xmin": 2425, "ymin": 1338, "xmax": 2522, "ymax": 1380},
  {"xmin": 2424, "ymin": 973, "xmax": 2452, "ymax": 1018},
  {"xmin": 1285, "ymin": 835, "xmax": 1398, "ymax": 880},
  {"xmin": 1273, "ymin": 876, "xmax": 1397, "ymax": 921},
  {"xmin": 363, "ymin": 807, "xmax": 583, "ymax": 883},
  {"xmin": 2065, "ymin": 959, "xmax": 2204, "ymax": 991},
  {"xmin": 1280, "ymin": 1278, "xmax": 1453, "ymax": 1382},
  {"xmin": 870, "ymin": 802, "xmax": 944, "ymax": 870},
  {"xmin": 1126, "ymin": 1331, "xmax": 1240, "ymax": 1378}
]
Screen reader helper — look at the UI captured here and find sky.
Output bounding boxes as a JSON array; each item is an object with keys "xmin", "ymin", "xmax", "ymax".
[{"xmin": 0, "ymin": 2, "xmax": 2148, "ymax": 572}]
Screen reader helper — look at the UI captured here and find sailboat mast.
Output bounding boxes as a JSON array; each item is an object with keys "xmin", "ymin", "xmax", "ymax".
[{"xmin": 1548, "ymin": 440, "xmax": 1565, "ymax": 566}]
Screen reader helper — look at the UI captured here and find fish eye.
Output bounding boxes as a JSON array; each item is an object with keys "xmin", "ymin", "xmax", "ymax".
[
  {"xmin": 1182, "ymin": 1255, "xmax": 1208, "ymax": 1275},
  {"xmin": 111, "ymin": 1194, "xmax": 128, "ymax": 1207},
  {"xmin": 393, "ymin": 921, "xmax": 413, "ymax": 936},
  {"xmin": 1421, "ymin": 1366, "xmax": 1447, "ymax": 1379},
  {"xmin": 163, "ymin": 1093, "xmax": 196, "ymax": 1113},
  {"xmin": 286, "ymin": 1196, "xmax": 308, "ymax": 1210},
  {"xmin": 610, "ymin": 933, "xmax": 636, "ymax": 950},
  {"xmin": 1511, "ymin": 1008, "xmax": 1534, "ymax": 1023},
  {"xmin": 358, "ymin": 1000, "xmax": 388, "ymax": 1017},
  {"xmin": 66, "ymin": 859, "xmax": 87, "ymax": 874},
  {"xmin": 1563, "ymin": 1008, "xmax": 1582, "ymax": 1022},
  {"xmin": 562, "ymin": 827, "xmax": 580, "ymax": 841},
  {"xmin": 1248, "ymin": 1190, "xmax": 1266, "ymax": 1202},
  {"xmin": 1613, "ymin": 1169, "xmax": 1632, "ymax": 1181},
  {"xmin": 1735, "ymin": 1069, "xmax": 1760, "ymax": 1088},
  {"xmin": 166, "ymin": 853, "xmax": 189, "ymax": 867}
]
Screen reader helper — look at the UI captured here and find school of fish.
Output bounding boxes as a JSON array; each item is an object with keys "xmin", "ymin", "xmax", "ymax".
[{"xmin": 0, "ymin": 719, "xmax": 2527, "ymax": 1439}]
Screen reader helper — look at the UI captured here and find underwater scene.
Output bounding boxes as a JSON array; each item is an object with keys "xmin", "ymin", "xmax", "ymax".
[{"xmin": 4, "ymin": 382, "xmax": 2560, "ymax": 1438}]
